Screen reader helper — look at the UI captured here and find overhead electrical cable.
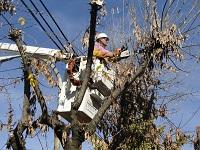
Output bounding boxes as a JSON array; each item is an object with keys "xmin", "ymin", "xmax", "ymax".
[
  {"xmin": 29, "ymin": 0, "xmax": 67, "ymax": 51},
  {"xmin": 20, "ymin": 0, "xmax": 62, "ymax": 50},
  {"xmin": 1, "ymin": 14, "xmax": 12, "ymax": 27},
  {"xmin": 0, "ymin": 67, "xmax": 22, "ymax": 73},
  {"xmin": 38, "ymin": 0, "xmax": 78, "ymax": 55}
]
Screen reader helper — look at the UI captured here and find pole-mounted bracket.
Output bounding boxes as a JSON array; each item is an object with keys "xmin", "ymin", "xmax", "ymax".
[{"xmin": 90, "ymin": 0, "xmax": 104, "ymax": 6}]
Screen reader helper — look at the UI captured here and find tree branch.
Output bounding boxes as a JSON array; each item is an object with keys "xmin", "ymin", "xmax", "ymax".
[
  {"xmin": 6, "ymin": 29, "xmax": 32, "ymax": 150},
  {"xmin": 6, "ymin": 123, "xmax": 27, "ymax": 150},
  {"xmin": 72, "ymin": 3, "xmax": 99, "ymax": 110},
  {"xmin": 7, "ymin": 28, "xmax": 49, "ymax": 149},
  {"xmin": 30, "ymin": 113, "xmax": 71, "ymax": 148},
  {"xmin": 9, "ymin": 29, "xmax": 48, "ymax": 120},
  {"xmin": 87, "ymin": 58, "xmax": 150, "ymax": 133}
]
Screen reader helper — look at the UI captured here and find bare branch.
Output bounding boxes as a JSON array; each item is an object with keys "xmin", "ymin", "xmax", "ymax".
[{"xmin": 87, "ymin": 57, "xmax": 150, "ymax": 133}]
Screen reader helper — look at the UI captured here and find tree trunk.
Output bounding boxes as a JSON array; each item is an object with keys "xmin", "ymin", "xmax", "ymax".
[
  {"xmin": 6, "ymin": 29, "xmax": 31, "ymax": 150},
  {"xmin": 194, "ymin": 126, "xmax": 200, "ymax": 150},
  {"xmin": 64, "ymin": 109, "xmax": 84, "ymax": 150},
  {"xmin": 54, "ymin": 132, "xmax": 60, "ymax": 150},
  {"xmin": 66, "ymin": 3, "xmax": 99, "ymax": 150},
  {"xmin": 22, "ymin": 64, "xmax": 30, "ymax": 124},
  {"xmin": 54, "ymin": 115, "xmax": 60, "ymax": 150}
]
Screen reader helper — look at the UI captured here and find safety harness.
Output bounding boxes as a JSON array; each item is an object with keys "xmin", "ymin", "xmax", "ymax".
[{"xmin": 67, "ymin": 58, "xmax": 82, "ymax": 86}]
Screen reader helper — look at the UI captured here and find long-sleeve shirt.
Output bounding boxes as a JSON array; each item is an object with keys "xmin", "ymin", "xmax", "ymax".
[{"xmin": 93, "ymin": 42, "xmax": 110, "ymax": 58}]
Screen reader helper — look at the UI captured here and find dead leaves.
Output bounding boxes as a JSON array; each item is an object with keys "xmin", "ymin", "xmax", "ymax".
[
  {"xmin": 85, "ymin": 132, "xmax": 108, "ymax": 150},
  {"xmin": 31, "ymin": 58, "xmax": 57, "ymax": 87},
  {"xmin": 164, "ymin": 128, "xmax": 188, "ymax": 150},
  {"xmin": 27, "ymin": 121, "xmax": 49, "ymax": 137},
  {"xmin": 0, "ymin": 0, "xmax": 16, "ymax": 15},
  {"xmin": 18, "ymin": 17, "xmax": 26, "ymax": 26},
  {"xmin": 62, "ymin": 131, "xmax": 67, "ymax": 144},
  {"xmin": 133, "ymin": 11, "xmax": 185, "ymax": 73},
  {"xmin": 114, "ymin": 62, "xmax": 134, "ymax": 88}
]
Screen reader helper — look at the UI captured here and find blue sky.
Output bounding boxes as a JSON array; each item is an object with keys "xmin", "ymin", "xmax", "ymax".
[
  {"xmin": 0, "ymin": 0, "xmax": 200, "ymax": 150},
  {"xmin": 0, "ymin": 1, "xmax": 114, "ymax": 149}
]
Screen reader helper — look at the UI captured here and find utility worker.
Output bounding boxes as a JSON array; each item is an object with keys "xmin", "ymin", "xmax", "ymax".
[
  {"xmin": 91, "ymin": 32, "xmax": 119, "ymax": 95},
  {"xmin": 93, "ymin": 32, "xmax": 121, "ymax": 60}
]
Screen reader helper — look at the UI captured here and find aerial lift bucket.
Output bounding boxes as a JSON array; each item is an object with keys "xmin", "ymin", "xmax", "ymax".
[{"xmin": 57, "ymin": 56, "xmax": 114, "ymax": 123}]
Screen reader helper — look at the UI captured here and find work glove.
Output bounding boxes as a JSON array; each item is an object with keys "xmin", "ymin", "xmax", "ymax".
[{"xmin": 114, "ymin": 48, "xmax": 121, "ymax": 57}]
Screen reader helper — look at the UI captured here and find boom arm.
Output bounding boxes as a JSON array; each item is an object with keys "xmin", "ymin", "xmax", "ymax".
[{"xmin": 0, "ymin": 42, "xmax": 72, "ymax": 62}]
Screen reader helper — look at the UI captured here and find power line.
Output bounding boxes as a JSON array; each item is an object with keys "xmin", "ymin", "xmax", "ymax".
[
  {"xmin": 38, "ymin": 0, "xmax": 78, "ymax": 55},
  {"xmin": 29, "ymin": 0, "xmax": 67, "ymax": 51},
  {"xmin": 3, "ymin": 0, "xmax": 82, "ymax": 56},
  {"xmin": 0, "ymin": 67, "xmax": 22, "ymax": 73},
  {"xmin": 20, "ymin": 0, "xmax": 63, "ymax": 50},
  {"xmin": 1, "ymin": 14, "xmax": 12, "ymax": 27},
  {"xmin": 0, "ymin": 77, "xmax": 22, "ymax": 80}
]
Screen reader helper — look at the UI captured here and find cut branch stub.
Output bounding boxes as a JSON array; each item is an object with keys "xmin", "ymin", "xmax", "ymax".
[{"xmin": 9, "ymin": 28, "xmax": 22, "ymax": 41}]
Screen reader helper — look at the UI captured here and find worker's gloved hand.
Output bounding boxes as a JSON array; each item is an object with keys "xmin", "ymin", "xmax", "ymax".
[{"xmin": 114, "ymin": 48, "xmax": 121, "ymax": 57}]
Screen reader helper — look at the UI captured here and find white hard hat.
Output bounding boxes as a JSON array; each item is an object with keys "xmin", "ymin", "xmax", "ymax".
[{"xmin": 95, "ymin": 33, "xmax": 109, "ymax": 41}]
